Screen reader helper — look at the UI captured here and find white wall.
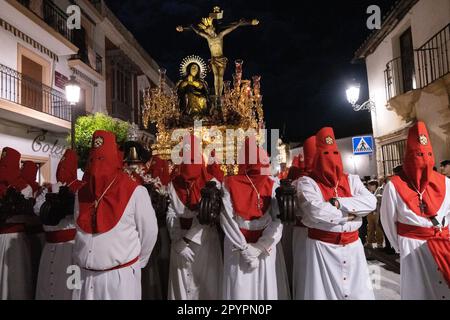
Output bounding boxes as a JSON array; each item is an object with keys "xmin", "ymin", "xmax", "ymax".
[
  {"xmin": 364, "ymin": 0, "xmax": 450, "ymax": 173},
  {"xmin": 365, "ymin": 18, "xmax": 410, "ymax": 139},
  {"xmin": 0, "ymin": 30, "xmax": 18, "ymax": 69},
  {"xmin": 0, "ymin": 121, "xmax": 67, "ymax": 183},
  {"xmin": 411, "ymin": 0, "xmax": 450, "ymax": 48},
  {"xmin": 366, "ymin": 0, "xmax": 450, "ymax": 138}
]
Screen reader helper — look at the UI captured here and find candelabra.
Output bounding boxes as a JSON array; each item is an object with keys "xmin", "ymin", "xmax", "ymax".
[
  {"xmin": 142, "ymin": 68, "xmax": 179, "ymax": 132},
  {"xmin": 221, "ymin": 59, "xmax": 264, "ymax": 130}
]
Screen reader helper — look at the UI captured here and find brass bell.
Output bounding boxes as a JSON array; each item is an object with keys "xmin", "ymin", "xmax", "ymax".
[{"xmin": 125, "ymin": 146, "xmax": 142, "ymax": 164}]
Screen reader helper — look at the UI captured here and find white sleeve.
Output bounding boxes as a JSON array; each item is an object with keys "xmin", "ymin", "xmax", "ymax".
[
  {"xmin": 380, "ymin": 182, "xmax": 400, "ymax": 253},
  {"xmin": 134, "ymin": 186, "xmax": 158, "ymax": 268},
  {"xmin": 256, "ymin": 219, "xmax": 283, "ymax": 254},
  {"xmin": 166, "ymin": 186, "xmax": 182, "ymax": 242},
  {"xmin": 339, "ymin": 176, "xmax": 377, "ymax": 217},
  {"xmin": 184, "ymin": 218, "xmax": 204, "ymax": 245},
  {"xmin": 220, "ymin": 184, "xmax": 248, "ymax": 251},
  {"xmin": 297, "ymin": 178, "xmax": 348, "ymax": 225},
  {"xmin": 256, "ymin": 183, "xmax": 283, "ymax": 253},
  {"xmin": 292, "ymin": 179, "xmax": 303, "ymax": 218},
  {"xmin": 33, "ymin": 187, "xmax": 48, "ymax": 216},
  {"xmin": 21, "ymin": 185, "xmax": 33, "ymax": 199}
]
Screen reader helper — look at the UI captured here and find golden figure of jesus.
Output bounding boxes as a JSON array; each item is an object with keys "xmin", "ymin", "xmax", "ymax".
[{"xmin": 176, "ymin": 8, "xmax": 259, "ymax": 97}]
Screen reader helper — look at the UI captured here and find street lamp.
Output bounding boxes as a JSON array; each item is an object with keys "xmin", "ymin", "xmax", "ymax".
[
  {"xmin": 346, "ymin": 84, "xmax": 375, "ymax": 112},
  {"xmin": 65, "ymin": 75, "xmax": 81, "ymax": 149}
]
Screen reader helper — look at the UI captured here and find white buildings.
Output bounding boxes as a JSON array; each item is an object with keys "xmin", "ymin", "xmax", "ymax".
[
  {"xmin": 0, "ymin": 0, "xmax": 167, "ymax": 183},
  {"xmin": 354, "ymin": 0, "xmax": 450, "ymax": 178}
]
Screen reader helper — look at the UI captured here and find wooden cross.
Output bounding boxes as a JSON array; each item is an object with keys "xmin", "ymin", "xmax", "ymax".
[
  {"xmin": 256, "ymin": 194, "xmax": 263, "ymax": 211},
  {"xmin": 419, "ymin": 199, "xmax": 427, "ymax": 214}
]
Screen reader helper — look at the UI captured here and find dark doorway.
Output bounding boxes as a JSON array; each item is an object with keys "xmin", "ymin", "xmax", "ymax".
[
  {"xmin": 21, "ymin": 56, "xmax": 43, "ymax": 111},
  {"xmin": 400, "ymin": 28, "xmax": 415, "ymax": 93}
]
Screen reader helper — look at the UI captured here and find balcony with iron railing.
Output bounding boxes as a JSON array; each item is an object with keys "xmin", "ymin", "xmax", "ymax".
[
  {"xmin": 416, "ymin": 23, "xmax": 450, "ymax": 88},
  {"xmin": 0, "ymin": 63, "xmax": 71, "ymax": 122},
  {"xmin": 384, "ymin": 24, "xmax": 450, "ymax": 101},
  {"xmin": 16, "ymin": 0, "xmax": 74, "ymax": 43},
  {"xmin": 384, "ymin": 57, "xmax": 407, "ymax": 101},
  {"xmin": 70, "ymin": 50, "xmax": 103, "ymax": 75}
]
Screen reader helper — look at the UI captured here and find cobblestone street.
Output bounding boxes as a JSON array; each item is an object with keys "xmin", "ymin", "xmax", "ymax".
[{"xmin": 368, "ymin": 260, "xmax": 401, "ymax": 300}]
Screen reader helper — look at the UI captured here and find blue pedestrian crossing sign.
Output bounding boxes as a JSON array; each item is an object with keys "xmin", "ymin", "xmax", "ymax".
[{"xmin": 352, "ymin": 136, "xmax": 374, "ymax": 155}]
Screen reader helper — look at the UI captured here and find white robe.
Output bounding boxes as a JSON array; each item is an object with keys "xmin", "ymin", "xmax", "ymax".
[
  {"xmin": 72, "ymin": 186, "xmax": 158, "ymax": 300},
  {"xmin": 280, "ymin": 223, "xmax": 293, "ymax": 294},
  {"xmin": 155, "ymin": 225, "xmax": 170, "ymax": 299},
  {"xmin": 297, "ymin": 174, "xmax": 376, "ymax": 300},
  {"xmin": 34, "ymin": 182, "xmax": 76, "ymax": 300},
  {"xmin": 292, "ymin": 222, "xmax": 308, "ymax": 300},
  {"xmin": 0, "ymin": 185, "xmax": 34, "ymax": 300},
  {"xmin": 141, "ymin": 244, "xmax": 163, "ymax": 300},
  {"xmin": 166, "ymin": 181, "xmax": 223, "ymax": 300},
  {"xmin": 220, "ymin": 179, "xmax": 290, "ymax": 300},
  {"xmin": 292, "ymin": 175, "xmax": 308, "ymax": 300},
  {"xmin": 26, "ymin": 189, "xmax": 45, "ymax": 296},
  {"xmin": 380, "ymin": 179, "xmax": 450, "ymax": 300}
]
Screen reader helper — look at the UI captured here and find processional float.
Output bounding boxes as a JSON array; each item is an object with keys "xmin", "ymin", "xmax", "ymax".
[
  {"xmin": 141, "ymin": 7, "xmax": 295, "ymax": 225},
  {"xmin": 142, "ymin": 6, "xmax": 263, "ymax": 176}
]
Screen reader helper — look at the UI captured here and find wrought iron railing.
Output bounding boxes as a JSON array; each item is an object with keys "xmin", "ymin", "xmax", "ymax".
[
  {"xmin": 0, "ymin": 63, "xmax": 71, "ymax": 121},
  {"xmin": 17, "ymin": 0, "xmax": 74, "ymax": 43},
  {"xmin": 381, "ymin": 139, "xmax": 407, "ymax": 177},
  {"xmin": 42, "ymin": 0, "xmax": 74, "ymax": 43},
  {"xmin": 416, "ymin": 23, "xmax": 450, "ymax": 88},
  {"xmin": 384, "ymin": 57, "xmax": 405, "ymax": 101},
  {"xmin": 72, "ymin": 51, "xmax": 103, "ymax": 74}
]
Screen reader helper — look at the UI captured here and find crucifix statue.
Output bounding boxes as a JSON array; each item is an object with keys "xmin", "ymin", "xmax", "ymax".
[{"xmin": 176, "ymin": 6, "xmax": 259, "ymax": 97}]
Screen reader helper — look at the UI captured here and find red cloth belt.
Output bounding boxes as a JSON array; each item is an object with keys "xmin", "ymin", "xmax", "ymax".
[
  {"xmin": 427, "ymin": 238, "xmax": 450, "ymax": 288},
  {"xmin": 45, "ymin": 229, "xmax": 76, "ymax": 243},
  {"xmin": 295, "ymin": 217, "xmax": 306, "ymax": 228},
  {"xmin": 180, "ymin": 217, "xmax": 193, "ymax": 230},
  {"xmin": 308, "ymin": 228, "xmax": 360, "ymax": 245},
  {"xmin": 84, "ymin": 256, "xmax": 139, "ymax": 272},
  {"xmin": 397, "ymin": 222, "xmax": 449, "ymax": 240},
  {"xmin": 0, "ymin": 223, "xmax": 26, "ymax": 234},
  {"xmin": 240, "ymin": 228, "xmax": 264, "ymax": 244},
  {"xmin": 397, "ymin": 222, "xmax": 450, "ymax": 289}
]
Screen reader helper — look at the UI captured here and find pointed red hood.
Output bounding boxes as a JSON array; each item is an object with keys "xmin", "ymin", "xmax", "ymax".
[
  {"xmin": 310, "ymin": 128, "xmax": 351, "ymax": 201},
  {"xmin": 147, "ymin": 155, "xmax": 171, "ymax": 186},
  {"xmin": 287, "ymin": 155, "xmax": 305, "ymax": 181},
  {"xmin": 78, "ymin": 131, "xmax": 138, "ymax": 234},
  {"xmin": 226, "ymin": 137, "xmax": 274, "ymax": 220},
  {"xmin": 0, "ymin": 147, "xmax": 28, "ymax": 197},
  {"xmin": 391, "ymin": 122, "xmax": 446, "ymax": 218},
  {"xmin": 56, "ymin": 149, "xmax": 84, "ymax": 193},
  {"xmin": 206, "ymin": 149, "xmax": 224, "ymax": 183},
  {"xmin": 172, "ymin": 134, "xmax": 213, "ymax": 210},
  {"xmin": 303, "ymin": 135, "xmax": 317, "ymax": 174},
  {"xmin": 21, "ymin": 161, "xmax": 39, "ymax": 193}
]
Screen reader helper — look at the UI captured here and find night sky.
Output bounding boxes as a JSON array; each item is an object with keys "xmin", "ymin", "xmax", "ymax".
[{"xmin": 104, "ymin": 0, "xmax": 397, "ymax": 144}]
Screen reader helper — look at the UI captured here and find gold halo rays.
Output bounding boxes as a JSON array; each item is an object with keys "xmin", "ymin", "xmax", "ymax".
[{"xmin": 179, "ymin": 55, "xmax": 208, "ymax": 79}]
